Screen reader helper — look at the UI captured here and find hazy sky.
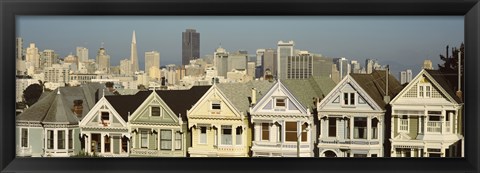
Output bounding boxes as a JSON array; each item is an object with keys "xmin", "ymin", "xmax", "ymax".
[{"xmin": 17, "ymin": 16, "xmax": 464, "ymax": 76}]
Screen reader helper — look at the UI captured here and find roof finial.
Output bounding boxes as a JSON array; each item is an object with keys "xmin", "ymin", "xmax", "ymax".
[{"xmin": 102, "ymin": 88, "xmax": 105, "ymax": 97}]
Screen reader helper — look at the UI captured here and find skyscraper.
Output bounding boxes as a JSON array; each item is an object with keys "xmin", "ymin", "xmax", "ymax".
[
  {"xmin": 96, "ymin": 46, "xmax": 110, "ymax": 73},
  {"xmin": 214, "ymin": 46, "xmax": 229, "ymax": 78},
  {"xmin": 26, "ymin": 43, "xmax": 40, "ymax": 70},
  {"xmin": 406, "ymin": 69, "xmax": 413, "ymax": 83},
  {"xmin": 182, "ymin": 29, "xmax": 200, "ymax": 66},
  {"xmin": 277, "ymin": 40, "xmax": 294, "ymax": 79},
  {"xmin": 76, "ymin": 47, "xmax": 89, "ymax": 63},
  {"xmin": 131, "ymin": 30, "xmax": 139, "ymax": 73},
  {"xmin": 263, "ymin": 49, "xmax": 277, "ymax": 78},
  {"xmin": 120, "ymin": 58, "xmax": 132, "ymax": 76},
  {"xmin": 41, "ymin": 49, "xmax": 56, "ymax": 68},
  {"xmin": 145, "ymin": 51, "xmax": 160, "ymax": 75},
  {"xmin": 287, "ymin": 51, "xmax": 313, "ymax": 79},
  {"xmin": 16, "ymin": 37, "xmax": 23, "ymax": 61},
  {"xmin": 337, "ymin": 57, "xmax": 349, "ymax": 80},
  {"xmin": 400, "ymin": 71, "xmax": 407, "ymax": 85}
]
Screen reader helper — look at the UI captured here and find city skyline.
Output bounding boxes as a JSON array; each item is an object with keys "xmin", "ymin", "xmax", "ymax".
[{"xmin": 17, "ymin": 16, "xmax": 463, "ymax": 75}]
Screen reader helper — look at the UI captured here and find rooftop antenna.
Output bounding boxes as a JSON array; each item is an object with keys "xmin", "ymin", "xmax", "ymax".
[{"xmin": 456, "ymin": 51, "xmax": 463, "ymax": 100}]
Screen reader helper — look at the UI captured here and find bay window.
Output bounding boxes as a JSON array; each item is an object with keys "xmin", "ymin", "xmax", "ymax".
[
  {"xmin": 57, "ymin": 130, "xmax": 65, "ymax": 149},
  {"xmin": 199, "ymin": 126, "xmax": 207, "ymax": 144},
  {"xmin": 140, "ymin": 130, "xmax": 148, "ymax": 148},
  {"xmin": 328, "ymin": 117, "xmax": 337, "ymax": 137},
  {"xmin": 221, "ymin": 125, "xmax": 232, "ymax": 145},
  {"xmin": 160, "ymin": 130, "xmax": 172, "ymax": 150},
  {"xmin": 285, "ymin": 122, "xmax": 297, "ymax": 142},
  {"xmin": 21, "ymin": 128, "xmax": 28, "ymax": 147},
  {"xmin": 354, "ymin": 117, "xmax": 367, "ymax": 139},
  {"xmin": 261, "ymin": 123, "xmax": 269, "ymax": 141}
]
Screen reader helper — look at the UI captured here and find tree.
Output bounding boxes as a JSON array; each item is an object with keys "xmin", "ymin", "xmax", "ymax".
[
  {"xmin": 23, "ymin": 83, "xmax": 43, "ymax": 106},
  {"xmin": 438, "ymin": 43, "xmax": 464, "ymax": 100}
]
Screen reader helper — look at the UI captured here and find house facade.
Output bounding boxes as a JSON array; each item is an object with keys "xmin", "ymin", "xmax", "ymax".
[
  {"xmin": 250, "ymin": 77, "xmax": 335, "ymax": 157},
  {"xmin": 129, "ymin": 86, "xmax": 209, "ymax": 157},
  {"xmin": 16, "ymin": 89, "xmax": 84, "ymax": 157},
  {"xmin": 187, "ymin": 81, "xmax": 272, "ymax": 157},
  {"xmin": 317, "ymin": 70, "xmax": 402, "ymax": 157},
  {"xmin": 389, "ymin": 69, "xmax": 463, "ymax": 157}
]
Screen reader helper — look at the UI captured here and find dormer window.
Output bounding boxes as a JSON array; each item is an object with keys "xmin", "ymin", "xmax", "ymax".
[
  {"xmin": 343, "ymin": 92, "xmax": 355, "ymax": 106},
  {"xmin": 151, "ymin": 107, "xmax": 161, "ymax": 116}
]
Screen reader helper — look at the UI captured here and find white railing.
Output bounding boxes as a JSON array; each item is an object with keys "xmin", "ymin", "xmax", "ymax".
[
  {"xmin": 131, "ymin": 148, "xmax": 160, "ymax": 156},
  {"xmin": 319, "ymin": 139, "xmax": 380, "ymax": 145},
  {"xmin": 427, "ymin": 121, "xmax": 442, "ymax": 133},
  {"xmin": 252, "ymin": 142, "xmax": 310, "ymax": 149},
  {"xmin": 217, "ymin": 145, "xmax": 245, "ymax": 152}
]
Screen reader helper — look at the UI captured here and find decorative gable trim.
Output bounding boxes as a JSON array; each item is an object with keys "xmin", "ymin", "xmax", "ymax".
[
  {"xmin": 129, "ymin": 91, "xmax": 180, "ymax": 124},
  {"xmin": 251, "ymin": 80, "xmax": 308, "ymax": 114},
  {"xmin": 79, "ymin": 97, "xmax": 127, "ymax": 127},
  {"xmin": 187, "ymin": 85, "xmax": 243, "ymax": 118},
  {"xmin": 390, "ymin": 69, "xmax": 459, "ymax": 105},
  {"xmin": 318, "ymin": 75, "xmax": 382, "ymax": 111}
]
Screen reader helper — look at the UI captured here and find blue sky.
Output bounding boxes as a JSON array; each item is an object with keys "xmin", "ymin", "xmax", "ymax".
[{"xmin": 17, "ymin": 16, "xmax": 464, "ymax": 76}]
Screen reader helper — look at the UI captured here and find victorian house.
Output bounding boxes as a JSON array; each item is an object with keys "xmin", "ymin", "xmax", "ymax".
[
  {"xmin": 187, "ymin": 81, "xmax": 273, "ymax": 157},
  {"xmin": 129, "ymin": 86, "xmax": 209, "ymax": 157},
  {"xmin": 250, "ymin": 77, "xmax": 335, "ymax": 157},
  {"xmin": 79, "ymin": 91, "xmax": 147, "ymax": 157},
  {"xmin": 389, "ymin": 69, "xmax": 463, "ymax": 157},
  {"xmin": 317, "ymin": 70, "xmax": 402, "ymax": 157},
  {"xmin": 16, "ymin": 84, "xmax": 103, "ymax": 157}
]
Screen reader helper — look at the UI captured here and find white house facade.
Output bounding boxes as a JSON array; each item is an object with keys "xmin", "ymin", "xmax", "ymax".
[{"xmin": 389, "ymin": 69, "xmax": 463, "ymax": 157}]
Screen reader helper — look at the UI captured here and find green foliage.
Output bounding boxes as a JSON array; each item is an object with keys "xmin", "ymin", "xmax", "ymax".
[
  {"xmin": 437, "ymin": 43, "xmax": 464, "ymax": 97},
  {"xmin": 23, "ymin": 83, "xmax": 43, "ymax": 107}
]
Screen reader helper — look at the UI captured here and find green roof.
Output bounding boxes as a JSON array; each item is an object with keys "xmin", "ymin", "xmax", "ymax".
[
  {"xmin": 216, "ymin": 80, "xmax": 275, "ymax": 113},
  {"xmin": 282, "ymin": 76, "xmax": 336, "ymax": 109}
]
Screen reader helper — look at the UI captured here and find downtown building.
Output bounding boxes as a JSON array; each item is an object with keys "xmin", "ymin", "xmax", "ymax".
[
  {"xmin": 96, "ymin": 46, "xmax": 111, "ymax": 73},
  {"xmin": 182, "ymin": 29, "xmax": 200, "ymax": 66},
  {"xmin": 277, "ymin": 41, "xmax": 294, "ymax": 80}
]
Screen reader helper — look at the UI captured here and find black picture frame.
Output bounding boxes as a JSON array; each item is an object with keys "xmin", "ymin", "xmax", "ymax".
[{"xmin": 1, "ymin": 0, "xmax": 479, "ymax": 173}]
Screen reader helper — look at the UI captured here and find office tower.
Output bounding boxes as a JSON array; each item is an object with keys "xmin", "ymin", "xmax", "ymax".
[
  {"xmin": 131, "ymin": 30, "xmax": 139, "ymax": 73},
  {"xmin": 120, "ymin": 59, "xmax": 132, "ymax": 76},
  {"xmin": 336, "ymin": 57, "xmax": 349, "ymax": 80},
  {"xmin": 400, "ymin": 71, "xmax": 407, "ymax": 85},
  {"xmin": 145, "ymin": 51, "xmax": 160, "ymax": 75},
  {"xmin": 287, "ymin": 51, "xmax": 313, "ymax": 79},
  {"xmin": 365, "ymin": 59, "xmax": 375, "ymax": 74},
  {"xmin": 76, "ymin": 47, "xmax": 89, "ymax": 63},
  {"xmin": 423, "ymin": 59, "xmax": 433, "ymax": 70},
  {"xmin": 63, "ymin": 54, "xmax": 79, "ymax": 67},
  {"xmin": 44, "ymin": 64, "xmax": 70, "ymax": 83},
  {"xmin": 41, "ymin": 49, "xmax": 56, "ymax": 68},
  {"xmin": 256, "ymin": 49, "xmax": 265, "ymax": 67},
  {"xmin": 214, "ymin": 46, "xmax": 229, "ymax": 78},
  {"xmin": 166, "ymin": 64, "xmax": 177, "ymax": 85},
  {"xmin": 406, "ymin": 69, "xmax": 413, "ymax": 83},
  {"xmin": 247, "ymin": 62, "xmax": 256, "ymax": 78},
  {"xmin": 16, "ymin": 37, "xmax": 23, "ymax": 60},
  {"xmin": 182, "ymin": 29, "xmax": 200, "ymax": 66},
  {"xmin": 96, "ymin": 46, "xmax": 110, "ymax": 73},
  {"xmin": 263, "ymin": 49, "xmax": 277, "ymax": 78},
  {"xmin": 312, "ymin": 55, "xmax": 333, "ymax": 78},
  {"xmin": 228, "ymin": 51, "xmax": 248, "ymax": 72},
  {"xmin": 351, "ymin": 60, "xmax": 361, "ymax": 74},
  {"xmin": 25, "ymin": 43, "xmax": 40, "ymax": 70},
  {"xmin": 277, "ymin": 40, "xmax": 294, "ymax": 79}
]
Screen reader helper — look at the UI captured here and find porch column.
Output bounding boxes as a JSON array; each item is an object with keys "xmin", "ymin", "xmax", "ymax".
[
  {"xmin": 449, "ymin": 112, "xmax": 454, "ymax": 133},
  {"xmin": 158, "ymin": 130, "xmax": 160, "ymax": 151},
  {"xmin": 171, "ymin": 130, "xmax": 174, "ymax": 151},
  {"xmin": 350, "ymin": 116, "xmax": 354, "ymax": 140},
  {"xmin": 424, "ymin": 110, "xmax": 428, "ymax": 134},
  {"xmin": 254, "ymin": 123, "xmax": 259, "ymax": 142},
  {"xmin": 367, "ymin": 116, "xmax": 371, "ymax": 140},
  {"xmin": 410, "ymin": 148, "xmax": 415, "ymax": 157},
  {"xmin": 232, "ymin": 126, "xmax": 237, "ymax": 146},
  {"xmin": 100, "ymin": 133, "xmax": 105, "ymax": 154},
  {"xmin": 441, "ymin": 110, "xmax": 446, "ymax": 134}
]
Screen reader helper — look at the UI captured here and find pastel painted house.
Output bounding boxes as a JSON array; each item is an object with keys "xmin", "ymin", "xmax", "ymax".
[
  {"xmin": 389, "ymin": 69, "xmax": 463, "ymax": 157},
  {"xmin": 79, "ymin": 92, "xmax": 147, "ymax": 157},
  {"xmin": 129, "ymin": 86, "xmax": 210, "ymax": 157},
  {"xmin": 250, "ymin": 77, "xmax": 335, "ymax": 157},
  {"xmin": 317, "ymin": 70, "xmax": 402, "ymax": 157},
  {"xmin": 187, "ymin": 81, "xmax": 273, "ymax": 157}
]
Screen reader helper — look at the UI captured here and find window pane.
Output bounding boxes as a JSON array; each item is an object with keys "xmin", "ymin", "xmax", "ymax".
[
  {"xmin": 328, "ymin": 118, "xmax": 336, "ymax": 137},
  {"xmin": 199, "ymin": 127, "xmax": 207, "ymax": 144},
  {"xmin": 276, "ymin": 98, "xmax": 285, "ymax": 107},
  {"xmin": 285, "ymin": 122, "xmax": 297, "ymax": 142},
  {"xmin": 354, "ymin": 117, "xmax": 367, "ymax": 139},
  {"xmin": 151, "ymin": 107, "xmax": 161, "ymax": 116},
  {"xmin": 104, "ymin": 136, "xmax": 110, "ymax": 152},
  {"xmin": 212, "ymin": 103, "xmax": 221, "ymax": 110},
  {"xmin": 301, "ymin": 124, "xmax": 307, "ymax": 142},
  {"xmin": 261, "ymin": 123, "xmax": 269, "ymax": 141},
  {"xmin": 141, "ymin": 130, "xmax": 148, "ymax": 148},
  {"xmin": 161, "ymin": 130, "xmax": 172, "ymax": 150},
  {"xmin": 344, "ymin": 93, "xmax": 349, "ymax": 104},
  {"xmin": 175, "ymin": 132, "xmax": 182, "ymax": 150},
  {"xmin": 47, "ymin": 130, "xmax": 54, "ymax": 149},
  {"xmin": 57, "ymin": 130, "xmax": 65, "ymax": 149},
  {"xmin": 221, "ymin": 126, "xmax": 232, "ymax": 145},
  {"xmin": 21, "ymin": 129, "xmax": 28, "ymax": 147},
  {"xmin": 236, "ymin": 127, "xmax": 242, "ymax": 145},
  {"xmin": 350, "ymin": 93, "xmax": 355, "ymax": 105}
]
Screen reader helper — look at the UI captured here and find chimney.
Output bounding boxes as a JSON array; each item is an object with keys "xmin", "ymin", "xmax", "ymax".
[
  {"xmin": 73, "ymin": 99, "xmax": 83, "ymax": 117},
  {"xmin": 383, "ymin": 66, "xmax": 391, "ymax": 104},
  {"xmin": 446, "ymin": 45, "xmax": 449, "ymax": 59},
  {"xmin": 456, "ymin": 51, "xmax": 463, "ymax": 100},
  {"xmin": 251, "ymin": 88, "xmax": 257, "ymax": 106}
]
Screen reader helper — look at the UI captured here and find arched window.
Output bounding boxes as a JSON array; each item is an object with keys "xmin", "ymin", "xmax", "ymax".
[{"xmin": 324, "ymin": 150, "xmax": 337, "ymax": 157}]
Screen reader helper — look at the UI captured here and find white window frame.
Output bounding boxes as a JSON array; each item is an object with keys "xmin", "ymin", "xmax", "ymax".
[
  {"xmin": 199, "ymin": 126, "xmax": 207, "ymax": 144},
  {"xmin": 342, "ymin": 92, "xmax": 356, "ymax": 106},
  {"xmin": 221, "ymin": 125, "xmax": 232, "ymax": 145},
  {"xmin": 236, "ymin": 126, "xmax": 243, "ymax": 145},
  {"xmin": 160, "ymin": 129, "xmax": 172, "ymax": 150},
  {"xmin": 418, "ymin": 84, "xmax": 432, "ymax": 98},
  {"xmin": 140, "ymin": 129, "xmax": 149, "ymax": 148},
  {"xmin": 274, "ymin": 97, "xmax": 287, "ymax": 109},
  {"xmin": 175, "ymin": 131, "xmax": 182, "ymax": 150},
  {"xmin": 261, "ymin": 123, "xmax": 270, "ymax": 141},
  {"xmin": 399, "ymin": 115, "xmax": 409, "ymax": 132},
  {"xmin": 100, "ymin": 111, "xmax": 110, "ymax": 126},
  {"xmin": 151, "ymin": 106, "xmax": 161, "ymax": 117},
  {"xmin": 211, "ymin": 101, "xmax": 221, "ymax": 110},
  {"xmin": 20, "ymin": 128, "xmax": 29, "ymax": 148}
]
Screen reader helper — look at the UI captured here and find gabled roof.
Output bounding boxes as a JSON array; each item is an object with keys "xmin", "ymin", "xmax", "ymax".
[
  {"xmin": 216, "ymin": 80, "xmax": 274, "ymax": 114},
  {"xmin": 17, "ymin": 90, "xmax": 56, "ymax": 123},
  {"xmin": 155, "ymin": 86, "xmax": 211, "ymax": 121},
  {"xmin": 283, "ymin": 76, "xmax": 336, "ymax": 109},
  {"xmin": 105, "ymin": 91, "xmax": 150, "ymax": 122},
  {"xmin": 424, "ymin": 69, "xmax": 462, "ymax": 103},
  {"xmin": 350, "ymin": 70, "xmax": 403, "ymax": 108}
]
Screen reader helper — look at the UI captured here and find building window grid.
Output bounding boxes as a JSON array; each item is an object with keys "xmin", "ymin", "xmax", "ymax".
[{"xmin": 399, "ymin": 115, "xmax": 409, "ymax": 132}]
